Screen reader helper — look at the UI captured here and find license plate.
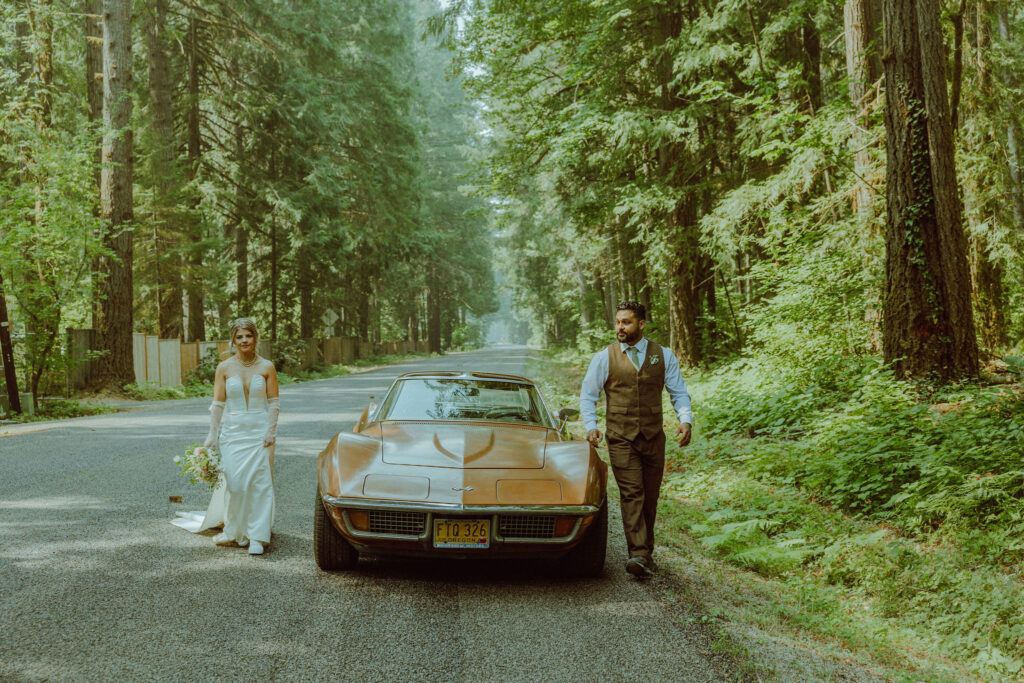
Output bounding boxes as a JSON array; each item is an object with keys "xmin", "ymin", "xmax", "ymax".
[{"xmin": 433, "ymin": 518, "xmax": 490, "ymax": 549}]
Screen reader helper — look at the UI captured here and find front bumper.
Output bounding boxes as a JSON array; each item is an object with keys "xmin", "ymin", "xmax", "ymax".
[{"xmin": 320, "ymin": 494, "xmax": 603, "ymax": 558}]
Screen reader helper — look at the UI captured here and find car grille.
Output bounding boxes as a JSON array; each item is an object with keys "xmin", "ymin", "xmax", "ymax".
[
  {"xmin": 368, "ymin": 510, "xmax": 426, "ymax": 536},
  {"xmin": 499, "ymin": 515, "xmax": 557, "ymax": 539}
]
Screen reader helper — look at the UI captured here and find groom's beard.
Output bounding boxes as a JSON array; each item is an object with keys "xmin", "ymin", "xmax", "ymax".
[{"xmin": 616, "ymin": 331, "xmax": 641, "ymax": 344}]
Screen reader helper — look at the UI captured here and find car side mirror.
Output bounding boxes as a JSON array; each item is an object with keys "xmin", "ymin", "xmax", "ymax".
[
  {"xmin": 557, "ymin": 408, "xmax": 579, "ymax": 422},
  {"xmin": 354, "ymin": 397, "xmax": 379, "ymax": 433}
]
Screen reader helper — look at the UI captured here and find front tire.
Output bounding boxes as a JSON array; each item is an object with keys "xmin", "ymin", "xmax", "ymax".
[
  {"xmin": 561, "ymin": 501, "xmax": 607, "ymax": 578},
  {"xmin": 314, "ymin": 488, "xmax": 359, "ymax": 571}
]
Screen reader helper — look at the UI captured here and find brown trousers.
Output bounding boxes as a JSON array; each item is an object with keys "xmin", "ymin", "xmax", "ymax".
[{"xmin": 606, "ymin": 430, "xmax": 665, "ymax": 561}]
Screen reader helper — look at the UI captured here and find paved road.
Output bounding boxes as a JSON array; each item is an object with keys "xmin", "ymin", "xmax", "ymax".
[{"xmin": 0, "ymin": 347, "xmax": 735, "ymax": 682}]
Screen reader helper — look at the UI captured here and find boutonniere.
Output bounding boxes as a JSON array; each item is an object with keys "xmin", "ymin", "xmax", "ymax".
[{"xmin": 650, "ymin": 355, "xmax": 660, "ymax": 365}]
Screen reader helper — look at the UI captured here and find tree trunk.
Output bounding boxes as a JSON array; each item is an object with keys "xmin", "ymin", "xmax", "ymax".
[
  {"xmin": 596, "ymin": 272, "xmax": 613, "ymax": 327},
  {"xmin": 144, "ymin": 0, "xmax": 182, "ymax": 338},
  {"xmin": 94, "ymin": 0, "xmax": 135, "ymax": 390},
  {"xmin": 357, "ymin": 290, "xmax": 370, "ymax": 342},
  {"xmin": 86, "ymin": 0, "xmax": 104, "ymax": 329},
  {"xmin": 801, "ymin": 9, "xmax": 823, "ymax": 113},
  {"xmin": 575, "ymin": 262, "xmax": 590, "ymax": 326},
  {"xmin": 995, "ymin": 6, "xmax": 1024, "ymax": 231},
  {"xmin": 971, "ymin": 236, "xmax": 1007, "ymax": 351},
  {"xmin": 409, "ymin": 305, "xmax": 419, "ymax": 343},
  {"xmin": 232, "ymin": 118, "xmax": 249, "ymax": 313},
  {"xmin": 298, "ymin": 247, "xmax": 313, "ymax": 339},
  {"xmin": 968, "ymin": 1, "xmax": 1007, "ymax": 350},
  {"xmin": 844, "ymin": 0, "xmax": 882, "ymax": 215},
  {"xmin": 654, "ymin": 5, "xmax": 701, "ymax": 363},
  {"xmin": 184, "ymin": 10, "xmax": 205, "ymax": 342},
  {"xmin": 669, "ymin": 256, "xmax": 700, "ymax": 366},
  {"xmin": 270, "ymin": 223, "xmax": 279, "ymax": 340},
  {"xmin": 949, "ymin": 0, "xmax": 967, "ymax": 133},
  {"xmin": 235, "ymin": 223, "xmax": 248, "ymax": 310},
  {"xmin": 881, "ymin": 0, "xmax": 978, "ymax": 379},
  {"xmin": 427, "ymin": 272, "xmax": 441, "ymax": 353}
]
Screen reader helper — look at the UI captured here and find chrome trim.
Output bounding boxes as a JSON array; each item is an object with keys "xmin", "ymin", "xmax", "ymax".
[
  {"xmin": 341, "ymin": 510, "xmax": 430, "ymax": 541},
  {"xmin": 325, "ymin": 495, "xmax": 603, "ymax": 546},
  {"xmin": 496, "ymin": 516, "xmax": 583, "ymax": 545},
  {"xmin": 323, "ymin": 494, "xmax": 601, "ymax": 516}
]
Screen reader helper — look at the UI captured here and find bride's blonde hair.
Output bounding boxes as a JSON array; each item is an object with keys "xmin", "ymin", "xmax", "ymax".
[{"xmin": 228, "ymin": 318, "xmax": 259, "ymax": 350}]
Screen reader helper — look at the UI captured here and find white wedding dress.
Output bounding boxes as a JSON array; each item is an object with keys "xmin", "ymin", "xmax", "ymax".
[{"xmin": 172, "ymin": 375, "xmax": 275, "ymax": 544}]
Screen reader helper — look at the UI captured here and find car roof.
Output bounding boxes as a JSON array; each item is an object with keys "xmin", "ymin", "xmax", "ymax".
[{"xmin": 393, "ymin": 370, "xmax": 535, "ymax": 385}]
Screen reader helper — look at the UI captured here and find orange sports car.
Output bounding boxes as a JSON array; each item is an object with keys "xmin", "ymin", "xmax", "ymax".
[{"xmin": 314, "ymin": 371, "xmax": 608, "ymax": 576}]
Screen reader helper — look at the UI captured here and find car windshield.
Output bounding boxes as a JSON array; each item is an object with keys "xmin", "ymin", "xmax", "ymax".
[{"xmin": 377, "ymin": 378, "xmax": 552, "ymax": 427}]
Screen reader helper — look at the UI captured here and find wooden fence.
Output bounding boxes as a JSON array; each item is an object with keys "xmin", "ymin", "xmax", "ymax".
[{"xmin": 68, "ymin": 331, "xmax": 429, "ymax": 389}]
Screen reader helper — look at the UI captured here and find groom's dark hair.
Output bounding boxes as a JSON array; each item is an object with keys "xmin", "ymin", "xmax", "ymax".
[{"xmin": 616, "ymin": 301, "xmax": 646, "ymax": 320}]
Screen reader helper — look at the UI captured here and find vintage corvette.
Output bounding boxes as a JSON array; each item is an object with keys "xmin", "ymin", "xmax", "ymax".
[{"xmin": 314, "ymin": 370, "xmax": 608, "ymax": 576}]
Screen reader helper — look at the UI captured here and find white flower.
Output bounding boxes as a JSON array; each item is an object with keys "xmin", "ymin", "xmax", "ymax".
[{"xmin": 173, "ymin": 456, "xmax": 181, "ymax": 464}]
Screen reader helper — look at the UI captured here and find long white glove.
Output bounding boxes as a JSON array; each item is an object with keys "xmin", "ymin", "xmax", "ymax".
[
  {"xmin": 204, "ymin": 400, "xmax": 225, "ymax": 448},
  {"xmin": 264, "ymin": 397, "xmax": 280, "ymax": 447}
]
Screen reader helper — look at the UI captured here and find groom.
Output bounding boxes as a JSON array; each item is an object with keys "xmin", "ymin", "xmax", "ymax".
[{"xmin": 579, "ymin": 301, "xmax": 692, "ymax": 578}]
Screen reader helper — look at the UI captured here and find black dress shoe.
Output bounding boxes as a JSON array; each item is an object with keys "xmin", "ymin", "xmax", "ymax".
[{"xmin": 625, "ymin": 556, "xmax": 651, "ymax": 577}]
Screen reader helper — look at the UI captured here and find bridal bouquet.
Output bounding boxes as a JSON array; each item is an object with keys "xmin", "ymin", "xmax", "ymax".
[{"xmin": 174, "ymin": 444, "xmax": 223, "ymax": 490}]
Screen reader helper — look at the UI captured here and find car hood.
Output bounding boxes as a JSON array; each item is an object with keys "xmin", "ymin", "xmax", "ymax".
[{"xmin": 379, "ymin": 421, "xmax": 548, "ymax": 469}]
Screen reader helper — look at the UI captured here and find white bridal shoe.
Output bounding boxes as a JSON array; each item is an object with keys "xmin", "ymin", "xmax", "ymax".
[
  {"xmin": 213, "ymin": 532, "xmax": 235, "ymax": 546},
  {"xmin": 248, "ymin": 540, "xmax": 264, "ymax": 555}
]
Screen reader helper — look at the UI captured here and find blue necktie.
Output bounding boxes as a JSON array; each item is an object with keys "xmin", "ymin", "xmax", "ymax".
[{"xmin": 627, "ymin": 346, "xmax": 640, "ymax": 370}]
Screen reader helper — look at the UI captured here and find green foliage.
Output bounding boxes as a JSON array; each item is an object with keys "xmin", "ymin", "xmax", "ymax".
[
  {"xmin": 122, "ymin": 381, "xmax": 211, "ymax": 401},
  {"xmin": 1, "ymin": 0, "xmax": 497, "ymax": 403},
  {"xmin": 532, "ymin": 347, "xmax": 1024, "ymax": 679},
  {"xmin": 5, "ymin": 399, "xmax": 116, "ymax": 423},
  {"xmin": 184, "ymin": 348, "xmax": 221, "ymax": 386},
  {"xmin": 451, "ymin": 323, "xmax": 483, "ymax": 349}
]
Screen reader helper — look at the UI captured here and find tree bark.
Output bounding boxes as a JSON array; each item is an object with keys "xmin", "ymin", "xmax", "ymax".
[
  {"xmin": 144, "ymin": 0, "xmax": 182, "ymax": 338},
  {"xmin": 844, "ymin": 0, "xmax": 882, "ymax": 215},
  {"xmin": 654, "ymin": 5, "xmax": 701, "ymax": 365},
  {"xmin": 949, "ymin": 0, "xmax": 967, "ymax": 133},
  {"xmin": 357, "ymin": 290, "xmax": 370, "ymax": 342},
  {"xmin": 232, "ymin": 119, "xmax": 249, "ymax": 313},
  {"xmin": 298, "ymin": 246, "xmax": 313, "ymax": 339},
  {"xmin": 409, "ymin": 304, "xmax": 419, "ymax": 343},
  {"xmin": 270, "ymin": 223, "xmax": 279, "ymax": 341},
  {"xmin": 669, "ymin": 256, "xmax": 700, "ymax": 366},
  {"xmin": 995, "ymin": 6, "xmax": 1024, "ymax": 231},
  {"xmin": 968, "ymin": 1, "xmax": 1007, "ymax": 350},
  {"xmin": 575, "ymin": 262, "xmax": 591, "ymax": 326},
  {"xmin": 971, "ymin": 236, "xmax": 1007, "ymax": 351},
  {"xmin": 427, "ymin": 271, "xmax": 441, "ymax": 353},
  {"xmin": 184, "ymin": 10, "xmax": 205, "ymax": 342},
  {"xmin": 86, "ymin": 0, "xmax": 104, "ymax": 328},
  {"xmin": 881, "ymin": 0, "xmax": 978, "ymax": 379},
  {"xmin": 94, "ymin": 0, "xmax": 135, "ymax": 390},
  {"xmin": 801, "ymin": 9, "xmax": 823, "ymax": 113}
]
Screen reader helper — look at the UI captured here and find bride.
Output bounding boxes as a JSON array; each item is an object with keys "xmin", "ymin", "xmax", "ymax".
[{"xmin": 172, "ymin": 318, "xmax": 280, "ymax": 555}]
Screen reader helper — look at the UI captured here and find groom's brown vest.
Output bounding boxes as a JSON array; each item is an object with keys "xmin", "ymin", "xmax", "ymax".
[{"xmin": 604, "ymin": 341, "xmax": 666, "ymax": 441}]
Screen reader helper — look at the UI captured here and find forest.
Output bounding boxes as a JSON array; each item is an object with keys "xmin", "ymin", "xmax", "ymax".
[
  {"xmin": 5, "ymin": 0, "xmax": 1024, "ymax": 676},
  {"xmin": 0, "ymin": 0, "xmax": 497, "ymax": 399},
  {"xmin": 434, "ymin": 0, "xmax": 1024, "ymax": 678},
  {"xmin": 437, "ymin": 0, "xmax": 1021, "ymax": 378}
]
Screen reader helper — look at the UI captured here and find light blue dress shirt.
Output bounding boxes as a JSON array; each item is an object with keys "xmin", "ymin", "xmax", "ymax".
[{"xmin": 579, "ymin": 337, "xmax": 693, "ymax": 433}]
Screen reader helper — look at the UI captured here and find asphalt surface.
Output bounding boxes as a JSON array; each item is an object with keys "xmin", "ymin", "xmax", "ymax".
[{"xmin": 0, "ymin": 346, "xmax": 736, "ymax": 682}]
